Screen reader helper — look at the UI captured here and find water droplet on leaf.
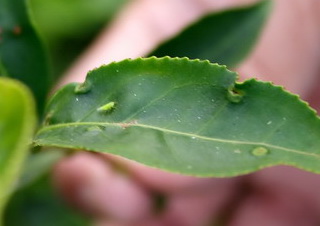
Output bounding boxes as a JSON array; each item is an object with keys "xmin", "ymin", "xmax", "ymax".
[
  {"xmin": 251, "ymin": 147, "xmax": 269, "ymax": 156},
  {"xmin": 87, "ymin": 126, "xmax": 104, "ymax": 132}
]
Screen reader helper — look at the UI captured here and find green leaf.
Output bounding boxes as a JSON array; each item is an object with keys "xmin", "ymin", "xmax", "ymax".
[
  {"xmin": 150, "ymin": 0, "xmax": 271, "ymax": 68},
  {"xmin": 4, "ymin": 173, "xmax": 91, "ymax": 226},
  {"xmin": 35, "ymin": 57, "xmax": 320, "ymax": 177},
  {"xmin": 29, "ymin": 0, "xmax": 128, "ymax": 40},
  {"xmin": 0, "ymin": 78, "xmax": 36, "ymax": 222},
  {"xmin": 0, "ymin": 0, "xmax": 50, "ymax": 114},
  {"xmin": 29, "ymin": 0, "xmax": 128, "ymax": 78},
  {"xmin": 17, "ymin": 149, "xmax": 65, "ymax": 190}
]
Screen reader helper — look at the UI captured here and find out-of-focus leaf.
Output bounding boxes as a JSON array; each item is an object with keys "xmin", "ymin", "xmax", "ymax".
[
  {"xmin": 0, "ymin": 0, "xmax": 50, "ymax": 114},
  {"xmin": 29, "ymin": 0, "xmax": 128, "ymax": 40},
  {"xmin": 150, "ymin": 0, "xmax": 271, "ymax": 68},
  {"xmin": 29, "ymin": 0, "xmax": 128, "ymax": 78},
  {"xmin": 4, "ymin": 174, "xmax": 90, "ymax": 226},
  {"xmin": 0, "ymin": 78, "xmax": 36, "ymax": 223},
  {"xmin": 17, "ymin": 149, "xmax": 65, "ymax": 190},
  {"xmin": 34, "ymin": 57, "xmax": 320, "ymax": 177}
]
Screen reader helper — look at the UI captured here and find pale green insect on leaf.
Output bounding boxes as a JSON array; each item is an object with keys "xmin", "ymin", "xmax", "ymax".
[{"xmin": 97, "ymin": 102, "xmax": 116, "ymax": 113}]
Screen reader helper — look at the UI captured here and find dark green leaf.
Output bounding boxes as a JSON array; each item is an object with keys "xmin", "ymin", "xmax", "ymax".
[
  {"xmin": 0, "ymin": 78, "xmax": 36, "ymax": 221},
  {"xmin": 0, "ymin": 0, "xmax": 50, "ymax": 114},
  {"xmin": 35, "ymin": 57, "xmax": 320, "ymax": 177},
  {"xmin": 150, "ymin": 0, "xmax": 271, "ymax": 68},
  {"xmin": 17, "ymin": 149, "xmax": 65, "ymax": 190},
  {"xmin": 4, "ymin": 173, "xmax": 90, "ymax": 226}
]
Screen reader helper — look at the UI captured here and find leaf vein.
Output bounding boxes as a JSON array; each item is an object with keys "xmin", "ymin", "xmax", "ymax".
[{"xmin": 36, "ymin": 122, "xmax": 320, "ymax": 159}]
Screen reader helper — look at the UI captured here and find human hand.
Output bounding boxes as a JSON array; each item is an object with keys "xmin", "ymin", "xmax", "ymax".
[{"xmin": 54, "ymin": 0, "xmax": 320, "ymax": 225}]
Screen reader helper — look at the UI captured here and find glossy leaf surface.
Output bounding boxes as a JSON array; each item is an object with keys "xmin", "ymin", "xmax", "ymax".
[
  {"xmin": 0, "ymin": 0, "xmax": 50, "ymax": 113},
  {"xmin": 35, "ymin": 57, "xmax": 320, "ymax": 177},
  {"xmin": 150, "ymin": 0, "xmax": 271, "ymax": 68},
  {"xmin": 0, "ymin": 78, "xmax": 36, "ymax": 222}
]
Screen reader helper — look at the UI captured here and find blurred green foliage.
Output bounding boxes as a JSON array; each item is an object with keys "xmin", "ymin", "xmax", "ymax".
[{"xmin": 29, "ymin": 0, "xmax": 128, "ymax": 78}]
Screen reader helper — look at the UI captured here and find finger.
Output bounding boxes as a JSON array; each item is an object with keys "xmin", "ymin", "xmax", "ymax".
[
  {"xmin": 158, "ymin": 183, "xmax": 240, "ymax": 226},
  {"xmin": 95, "ymin": 154, "xmax": 242, "ymax": 225},
  {"xmin": 93, "ymin": 171, "xmax": 241, "ymax": 226},
  {"xmin": 102, "ymin": 154, "xmax": 239, "ymax": 194},
  {"xmin": 229, "ymin": 166, "xmax": 320, "ymax": 226},
  {"xmin": 53, "ymin": 152, "xmax": 153, "ymax": 222}
]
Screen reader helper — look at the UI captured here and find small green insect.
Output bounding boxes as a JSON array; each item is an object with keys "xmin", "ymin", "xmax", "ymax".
[{"xmin": 97, "ymin": 101, "xmax": 116, "ymax": 113}]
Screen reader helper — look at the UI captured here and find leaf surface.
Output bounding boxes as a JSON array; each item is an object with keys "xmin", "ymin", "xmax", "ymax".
[
  {"xmin": 150, "ymin": 0, "xmax": 271, "ymax": 68},
  {"xmin": 0, "ymin": 78, "xmax": 36, "ymax": 222},
  {"xmin": 35, "ymin": 57, "xmax": 320, "ymax": 177},
  {"xmin": 0, "ymin": 0, "xmax": 50, "ymax": 113}
]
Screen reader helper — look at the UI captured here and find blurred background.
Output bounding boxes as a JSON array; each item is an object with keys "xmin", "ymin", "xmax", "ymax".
[{"xmin": 29, "ymin": 0, "xmax": 128, "ymax": 79}]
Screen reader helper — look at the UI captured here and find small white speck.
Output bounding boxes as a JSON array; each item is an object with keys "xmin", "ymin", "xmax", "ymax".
[
  {"xmin": 191, "ymin": 136, "xmax": 196, "ymax": 139},
  {"xmin": 234, "ymin": 149, "xmax": 241, "ymax": 154},
  {"xmin": 177, "ymin": 119, "xmax": 181, "ymax": 123},
  {"xmin": 143, "ymin": 110, "xmax": 147, "ymax": 113},
  {"xmin": 76, "ymin": 98, "xmax": 79, "ymax": 101},
  {"xmin": 133, "ymin": 93, "xmax": 137, "ymax": 97},
  {"xmin": 267, "ymin": 121, "xmax": 272, "ymax": 125},
  {"xmin": 197, "ymin": 116, "xmax": 201, "ymax": 120},
  {"xmin": 116, "ymin": 70, "xmax": 119, "ymax": 72},
  {"xmin": 211, "ymin": 99, "xmax": 215, "ymax": 102}
]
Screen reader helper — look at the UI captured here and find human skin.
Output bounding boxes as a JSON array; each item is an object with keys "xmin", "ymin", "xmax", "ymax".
[{"xmin": 54, "ymin": 0, "xmax": 320, "ymax": 225}]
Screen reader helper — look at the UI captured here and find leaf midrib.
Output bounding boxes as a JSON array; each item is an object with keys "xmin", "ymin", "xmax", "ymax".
[{"xmin": 36, "ymin": 122, "xmax": 320, "ymax": 159}]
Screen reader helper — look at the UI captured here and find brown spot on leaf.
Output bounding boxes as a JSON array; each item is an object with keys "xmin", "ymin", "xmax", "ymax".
[
  {"xmin": 13, "ymin": 26, "xmax": 22, "ymax": 35},
  {"xmin": 119, "ymin": 120, "xmax": 138, "ymax": 129}
]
